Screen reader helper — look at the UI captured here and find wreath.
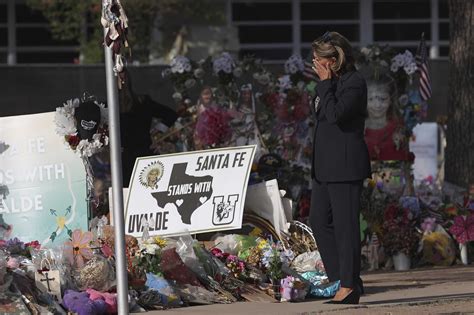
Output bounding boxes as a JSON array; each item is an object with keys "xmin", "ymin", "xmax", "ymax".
[{"xmin": 54, "ymin": 96, "xmax": 109, "ymax": 158}]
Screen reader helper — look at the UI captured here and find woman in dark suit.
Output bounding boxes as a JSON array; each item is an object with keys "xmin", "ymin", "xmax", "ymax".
[{"xmin": 309, "ymin": 31, "xmax": 371, "ymax": 304}]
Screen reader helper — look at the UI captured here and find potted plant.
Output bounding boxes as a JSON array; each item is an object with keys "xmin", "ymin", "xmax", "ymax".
[{"xmin": 381, "ymin": 203, "xmax": 420, "ymax": 270}]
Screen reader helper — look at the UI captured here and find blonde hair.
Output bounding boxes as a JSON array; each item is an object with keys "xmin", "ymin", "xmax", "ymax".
[{"xmin": 312, "ymin": 31, "xmax": 355, "ymax": 75}]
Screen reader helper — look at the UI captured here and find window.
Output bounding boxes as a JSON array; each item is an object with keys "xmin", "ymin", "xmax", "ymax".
[
  {"xmin": 0, "ymin": 4, "xmax": 7, "ymax": 23},
  {"xmin": 17, "ymin": 52, "xmax": 78, "ymax": 63},
  {"xmin": 239, "ymin": 25, "xmax": 292, "ymax": 44},
  {"xmin": 231, "ymin": 2, "xmax": 293, "ymax": 61},
  {"xmin": 16, "ymin": 27, "xmax": 78, "ymax": 46},
  {"xmin": 374, "ymin": 23, "xmax": 431, "ymax": 41},
  {"xmin": 232, "ymin": 2, "xmax": 292, "ymax": 21},
  {"xmin": 438, "ymin": 0, "xmax": 449, "ymax": 18},
  {"xmin": 373, "ymin": 0, "xmax": 431, "ymax": 19},
  {"xmin": 301, "ymin": 2, "xmax": 359, "ymax": 20},
  {"xmin": 0, "ymin": 28, "xmax": 7, "ymax": 46},
  {"xmin": 300, "ymin": 1, "xmax": 360, "ymax": 51},
  {"xmin": 6, "ymin": 3, "xmax": 80, "ymax": 64},
  {"xmin": 301, "ymin": 25, "xmax": 359, "ymax": 43},
  {"xmin": 438, "ymin": 0, "xmax": 449, "ymax": 57}
]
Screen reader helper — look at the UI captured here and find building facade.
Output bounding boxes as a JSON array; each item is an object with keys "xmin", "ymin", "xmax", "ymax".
[{"xmin": 1, "ymin": 0, "xmax": 449, "ymax": 64}]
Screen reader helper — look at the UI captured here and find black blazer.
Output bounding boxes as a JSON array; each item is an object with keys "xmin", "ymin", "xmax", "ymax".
[{"xmin": 311, "ymin": 70, "xmax": 371, "ymax": 182}]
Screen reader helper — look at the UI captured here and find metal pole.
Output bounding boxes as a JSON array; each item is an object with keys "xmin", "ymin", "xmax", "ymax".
[
  {"xmin": 7, "ymin": 0, "xmax": 17, "ymax": 65},
  {"xmin": 103, "ymin": 33, "xmax": 129, "ymax": 314}
]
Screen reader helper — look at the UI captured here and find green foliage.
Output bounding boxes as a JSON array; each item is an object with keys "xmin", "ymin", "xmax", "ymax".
[{"xmin": 133, "ymin": 248, "xmax": 162, "ymax": 276}]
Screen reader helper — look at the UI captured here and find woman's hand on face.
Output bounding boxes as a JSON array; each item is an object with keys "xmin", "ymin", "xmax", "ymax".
[{"xmin": 312, "ymin": 59, "xmax": 332, "ymax": 81}]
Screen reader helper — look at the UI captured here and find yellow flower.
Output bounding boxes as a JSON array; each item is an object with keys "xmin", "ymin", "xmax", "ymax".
[
  {"xmin": 257, "ymin": 239, "xmax": 268, "ymax": 250},
  {"xmin": 249, "ymin": 227, "xmax": 263, "ymax": 237},
  {"xmin": 153, "ymin": 236, "xmax": 167, "ymax": 248}
]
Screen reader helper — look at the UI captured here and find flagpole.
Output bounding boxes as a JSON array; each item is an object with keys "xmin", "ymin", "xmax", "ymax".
[{"xmin": 103, "ymin": 32, "xmax": 129, "ymax": 315}]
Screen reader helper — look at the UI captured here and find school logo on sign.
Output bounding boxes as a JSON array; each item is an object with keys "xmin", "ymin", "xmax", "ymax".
[
  {"xmin": 139, "ymin": 161, "xmax": 165, "ymax": 190},
  {"xmin": 212, "ymin": 195, "xmax": 239, "ymax": 226}
]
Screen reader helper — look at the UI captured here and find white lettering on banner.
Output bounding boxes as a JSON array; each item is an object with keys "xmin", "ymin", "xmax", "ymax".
[
  {"xmin": 193, "ymin": 181, "xmax": 212, "ymax": 193},
  {"xmin": 0, "ymin": 194, "xmax": 43, "ymax": 214},
  {"xmin": 25, "ymin": 163, "xmax": 66, "ymax": 182},
  {"xmin": 28, "ymin": 137, "xmax": 46, "ymax": 153},
  {"xmin": 0, "ymin": 170, "xmax": 15, "ymax": 185}
]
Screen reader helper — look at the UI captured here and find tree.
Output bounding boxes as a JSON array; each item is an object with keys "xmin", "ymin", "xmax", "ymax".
[
  {"xmin": 445, "ymin": 0, "xmax": 474, "ymax": 189},
  {"xmin": 26, "ymin": 0, "xmax": 224, "ymax": 63}
]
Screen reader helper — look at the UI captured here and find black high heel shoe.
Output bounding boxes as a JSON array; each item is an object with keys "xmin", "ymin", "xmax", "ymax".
[
  {"xmin": 357, "ymin": 277, "xmax": 365, "ymax": 295},
  {"xmin": 324, "ymin": 289, "xmax": 360, "ymax": 305}
]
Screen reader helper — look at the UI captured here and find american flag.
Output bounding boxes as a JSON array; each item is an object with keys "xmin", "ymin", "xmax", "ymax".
[
  {"xmin": 416, "ymin": 33, "xmax": 432, "ymax": 101},
  {"xmin": 303, "ymin": 51, "xmax": 318, "ymax": 81}
]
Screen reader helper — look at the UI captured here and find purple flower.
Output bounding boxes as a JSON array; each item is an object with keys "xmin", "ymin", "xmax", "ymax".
[{"xmin": 6, "ymin": 237, "xmax": 25, "ymax": 254}]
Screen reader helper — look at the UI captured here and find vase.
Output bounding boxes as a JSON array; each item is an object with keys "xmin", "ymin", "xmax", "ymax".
[
  {"xmin": 460, "ymin": 243, "xmax": 469, "ymax": 265},
  {"xmin": 393, "ymin": 252, "xmax": 411, "ymax": 271}
]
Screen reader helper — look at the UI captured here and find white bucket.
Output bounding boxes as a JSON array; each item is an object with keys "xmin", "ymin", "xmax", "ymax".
[{"xmin": 393, "ymin": 252, "xmax": 411, "ymax": 271}]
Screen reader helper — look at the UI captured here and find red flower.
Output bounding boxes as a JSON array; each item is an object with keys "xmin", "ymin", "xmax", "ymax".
[
  {"xmin": 25, "ymin": 240, "xmax": 41, "ymax": 250},
  {"xmin": 66, "ymin": 134, "xmax": 80, "ymax": 148}
]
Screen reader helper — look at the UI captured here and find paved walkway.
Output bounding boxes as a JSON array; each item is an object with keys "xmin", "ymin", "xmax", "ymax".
[{"xmin": 145, "ymin": 265, "xmax": 474, "ymax": 314}]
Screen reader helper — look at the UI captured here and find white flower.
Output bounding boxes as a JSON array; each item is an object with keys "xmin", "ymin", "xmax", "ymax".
[
  {"xmin": 212, "ymin": 52, "xmax": 235, "ymax": 74},
  {"xmin": 140, "ymin": 243, "xmax": 160, "ymax": 255},
  {"xmin": 404, "ymin": 62, "xmax": 417, "ymax": 75},
  {"xmin": 278, "ymin": 75, "xmax": 292, "ymax": 91},
  {"xmin": 379, "ymin": 60, "xmax": 389, "ymax": 67},
  {"xmin": 161, "ymin": 68, "xmax": 172, "ymax": 78},
  {"xmin": 170, "ymin": 55, "xmax": 192, "ymax": 74},
  {"xmin": 403, "ymin": 50, "xmax": 415, "ymax": 63},
  {"xmin": 399, "ymin": 94, "xmax": 409, "ymax": 106},
  {"xmin": 233, "ymin": 67, "xmax": 243, "ymax": 77},
  {"xmin": 172, "ymin": 92, "xmax": 183, "ymax": 101},
  {"xmin": 194, "ymin": 68, "xmax": 205, "ymax": 79},
  {"xmin": 54, "ymin": 98, "xmax": 79, "ymax": 137},
  {"xmin": 360, "ymin": 47, "xmax": 371, "ymax": 56},
  {"xmin": 392, "ymin": 55, "xmax": 404, "ymax": 68},
  {"xmin": 390, "ymin": 63, "xmax": 399, "ymax": 73},
  {"xmin": 253, "ymin": 73, "xmax": 261, "ymax": 80},
  {"xmin": 184, "ymin": 78, "xmax": 196, "ymax": 89},
  {"xmin": 284, "ymin": 54, "xmax": 305, "ymax": 74}
]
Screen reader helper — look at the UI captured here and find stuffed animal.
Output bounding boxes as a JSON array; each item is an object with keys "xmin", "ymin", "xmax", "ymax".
[
  {"xmin": 62, "ymin": 290, "xmax": 107, "ymax": 315},
  {"xmin": 280, "ymin": 276, "xmax": 307, "ymax": 302},
  {"xmin": 86, "ymin": 289, "xmax": 117, "ymax": 314}
]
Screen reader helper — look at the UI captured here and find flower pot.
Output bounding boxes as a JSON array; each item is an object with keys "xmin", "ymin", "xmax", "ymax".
[
  {"xmin": 393, "ymin": 252, "xmax": 411, "ymax": 271},
  {"xmin": 460, "ymin": 243, "xmax": 469, "ymax": 265}
]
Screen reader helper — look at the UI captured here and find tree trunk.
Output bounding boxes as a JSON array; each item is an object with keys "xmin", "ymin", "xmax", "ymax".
[{"xmin": 445, "ymin": 0, "xmax": 474, "ymax": 188}]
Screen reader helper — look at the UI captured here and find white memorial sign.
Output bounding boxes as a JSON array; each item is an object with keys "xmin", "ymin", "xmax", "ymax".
[{"xmin": 125, "ymin": 146, "xmax": 256, "ymax": 237}]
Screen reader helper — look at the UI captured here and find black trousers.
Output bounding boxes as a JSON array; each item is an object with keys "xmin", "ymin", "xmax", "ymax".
[{"xmin": 309, "ymin": 179, "xmax": 362, "ymax": 288}]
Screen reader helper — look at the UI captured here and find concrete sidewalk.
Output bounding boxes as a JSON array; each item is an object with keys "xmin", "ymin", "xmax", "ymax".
[{"xmin": 147, "ymin": 265, "xmax": 474, "ymax": 314}]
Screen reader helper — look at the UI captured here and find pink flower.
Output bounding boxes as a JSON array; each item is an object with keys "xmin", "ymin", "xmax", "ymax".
[
  {"xmin": 64, "ymin": 229, "xmax": 94, "ymax": 268},
  {"xmin": 211, "ymin": 248, "xmax": 224, "ymax": 258},
  {"xmin": 7, "ymin": 257, "xmax": 20, "ymax": 269},
  {"xmin": 195, "ymin": 106, "xmax": 232, "ymax": 146},
  {"xmin": 449, "ymin": 215, "xmax": 474, "ymax": 244}
]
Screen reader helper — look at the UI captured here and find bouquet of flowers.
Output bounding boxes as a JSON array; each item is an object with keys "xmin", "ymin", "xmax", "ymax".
[
  {"xmin": 381, "ymin": 203, "xmax": 420, "ymax": 256},
  {"xmin": 132, "ymin": 236, "xmax": 167, "ymax": 276},
  {"xmin": 260, "ymin": 242, "xmax": 294, "ymax": 282}
]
